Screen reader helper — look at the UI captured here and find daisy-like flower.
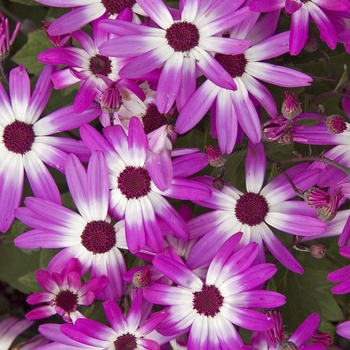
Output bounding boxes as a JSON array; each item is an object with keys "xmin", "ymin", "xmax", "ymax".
[
  {"xmin": 26, "ymin": 258, "xmax": 108, "ymax": 323},
  {"xmin": 242, "ymin": 311, "xmax": 325, "ymax": 350},
  {"xmin": 143, "ymin": 233, "xmax": 286, "ymax": 349},
  {"xmin": 35, "ymin": 0, "xmax": 145, "ymax": 35},
  {"xmin": 14, "ymin": 151, "xmax": 127, "ymax": 301},
  {"xmin": 0, "ymin": 317, "xmax": 34, "ymax": 350},
  {"xmin": 249, "ymin": 0, "xmax": 350, "ymax": 55},
  {"xmin": 175, "ymin": 12, "xmax": 312, "ymax": 153},
  {"xmin": 38, "ymin": 289, "xmax": 168, "ymax": 349},
  {"xmin": 38, "ymin": 16, "xmax": 130, "ymax": 113},
  {"xmin": 98, "ymin": 0, "xmax": 252, "ymax": 113},
  {"xmin": 80, "ymin": 117, "xmax": 211, "ymax": 254},
  {"xmin": 0, "ymin": 64, "xmax": 100, "ymax": 232},
  {"xmin": 186, "ymin": 141, "xmax": 327, "ymax": 274}
]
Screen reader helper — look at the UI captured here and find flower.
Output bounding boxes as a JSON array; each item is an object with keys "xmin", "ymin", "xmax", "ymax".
[
  {"xmin": 186, "ymin": 141, "xmax": 327, "ymax": 273},
  {"xmin": 35, "ymin": 0, "xmax": 145, "ymax": 35},
  {"xmin": 38, "ymin": 16, "xmax": 126, "ymax": 113},
  {"xmin": 175, "ymin": 12, "xmax": 312, "ymax": 153},
  {"xmin": 0, "ymin": 12, "xmax": 20, "ymax": 60},
  {"xmin": 14, "ymin": 151, "xmax": 127, "ymax": 301},
  {"xmin": 249, "ymin": 0, "xmax": 350, "ymax": 55},
  {"xmin": 0, "ymin": 317, "xmax": 33, "ymax": 350},
  {"xmin": 243, "ymin": 311, "xmax": 325, "ymax": 350},
  {"xmin": 98, "ymin": 0, "xmax": 252, "ymax": 113},
  {"xmin": 0, "ymin": 65, "xmax": 100, "ymax": 232},
  {"xmin": 26, "ymin": 258, "xmax": 108, "ymax": 323},
  {"xmin": 38, "ymin": 289, "xmax": 168, "ymax": 349},
  {"xmin": 80, "ymin": 117, "xmax": 211, "ymax": 254},
  {"xmin": 143, "ymin": 233, "xmax": 286, "ymax": 349}
]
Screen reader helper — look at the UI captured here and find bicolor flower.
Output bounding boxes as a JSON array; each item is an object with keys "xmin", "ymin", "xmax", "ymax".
[
  {"xmin": 0, "ymin": 65, "xmax": 99, "ymax": 232},
  {"xmin": 99, "ymin": 0, "xmax": 252, "ymax": 113},
  {"xmin": 176, "ymin": 12, "xmax": 312, "ymax": 153},
  {"xmin": 0, "ymin": 317, "xmax": 34, "ymax": 350},
  {"xmin": 80, "ymin": 117, "xmax": 211, "ymax": 254},
  {"xmin": 144, "ymin": 233, "xmax": 286, "ymax": 349},
  {"xmin": 38, "ymin": 289, "xmax": 168, "ymax": 349},
  {"xmin": 26, "ymin": 258, "xmax": 108, "ymax": 323},
  {"xmin": 14, "ymin": 151, "xmax": 127, "ymax": 301},
  {"xmin": 186, "ymin": 141, "xmax": 327, "ymax": 273}
]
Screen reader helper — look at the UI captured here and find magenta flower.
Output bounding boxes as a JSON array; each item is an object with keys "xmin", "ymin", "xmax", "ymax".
[
  {"xmin": 38, "ymin": 289, "xmax": 168, "ymax": 349},
  {"xmin": 80, "ymin": 117, "xmax": 211, "ymax": 254},
  {"xmin": 0, "ymin": 12, "xmax": 20, "ymax": 60},
  {"xmin": 186, "ymin": 141, "xmax": 327, "ymax": 273},
  {"xmin": 99, "ymin": 0, "xmax": 252, "ymax": 113},
  {"xmin": 14, "ymin": 151, "xmax": 127, "ymax": 301},
  {"xmin": 0, "ymin": 317, "xmax": 34, "ymax": 350},
  {"xmin": 0, "ymin": 65, "xmax": 99, "ymax": 232},
  {"xmin": 175, "ymin": 12, "xmax": 312, "ymax": 153},
  {"xmin": 35, "ymin": 0, "xmax": 144, "ymax": 35},
  {"xmin": 144, "ymin": 233, "xmax": 286, "ymax": 349},
  {"xmin": 38, "ymin": 17, "xmax": 128, "ymax": 113},
  {"xmin": 26, "ymin": 258, "xmax": 108, "ymax": 323},
  {"xmin": 243, "ymin": 311, "xmax": 325, "ymax": 350},
  {"xmin": 249, "ymin": 0, "xmax": 350, "ymax": 55}
]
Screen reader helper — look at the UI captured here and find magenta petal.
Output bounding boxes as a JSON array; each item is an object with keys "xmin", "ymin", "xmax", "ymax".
[
  {"xmin": 245, "ymin": 140, "xmax": 265, "ymax": 193},
  {"xmin": 125, "ymin": 200, "xmax": 146, "ymax": 253},
  {"xmin": 26, "ymin": 305, "xmax": 56, "ymax": 320},
  {"xmin": 337, "ymin": 321, "xmax": 350, "ymax": 340},
  {"xmin": 289, "ymin": 6, "xmax": 309, "ymax": 55},
  {"xmin": 128, "ymin": 117, "xmax": 147, "ymax": 166},
  {"xmin": 146, "ymin": 148, "xmax": 172, "ymax": 191},
  {"xmin": 73, "ymin": 77, "xmax": 98, "ymax": 114},
  {"xmin": 27, "ymin": 291, "xmax": 53, "ymax": 304},
  {"xmin": 289, "ymin": 313, "xmax": 320, "ymax": 346},
  {"xmin": 102, "ymin": 300, "xmax": 128, "ymax": 334}
]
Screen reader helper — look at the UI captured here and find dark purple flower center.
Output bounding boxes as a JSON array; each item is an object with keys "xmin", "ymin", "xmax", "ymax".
[
  {"xmin": 89, "ymin": 54, "xmax": 112, "ymax": 76},
  {"xmin": 101, "ymin": 0, "xmax": 136, "ymax": 15},
  {"xmin": 142, "ymin": 103, "xmax": 167, "ymax": 134},
  {"xmin": 55, "ymin": 290, "xmax": 78, "ymax": 313},
  {"xmin": 215, "ymin": 53, "xmax": 247, "ymax": 78},
  {"xmin": 192, "ymin": 284, "xmax": 223, "ymax": 317},
  {"xmin": 166, "ymin": 22, "xmax": 200, "ymax": 52},
  {"xmin": 114, "ymin": 333, "xmax": 137, "ymax": 350},
  {"xmin": 235, "ymin": 192, "xmax": 269, "ymax": 226},
  {"xmin": 117, "ymin": 166, "xmax": 151, "ymax": 199},
  {"xmin": 81, "ymin": 220, "xmax": 116, "ymax": 254},
  {"xmin": 3, "ymin": 120, "xmax": 35, "ymax": 154}
]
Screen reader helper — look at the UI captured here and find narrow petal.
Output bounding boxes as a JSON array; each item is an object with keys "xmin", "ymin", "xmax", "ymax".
[
  {"xmin": 23, "ymin": 152, "xmax": 61, "ymax": 204},
  {"xmin": 245, "ymin": 140, "xmax": 265, "ymax": 193},
  {"xmin": 289, "ymin": 5, "xmax": 309, "ymax": 55},
  {"xmin": 102, "ymin": 300, "xmax": 128, "ymax": 334},
  {"xmin": 157, "ymin": 52, "xmax": 183, "ymax": 113},
  {"xmin": 187, "ymin": 315, "xmax": 209, "ymax": 350},
  {"xmin": 137, "ymin": 0, "xmax": 173, "ymax": 29},
  {"xmin": 125, "ymin": 199, "xmax": 145, "ymax": 253},
  {"xmin": 9, "ymin": 65, "xmax": 30, "ymax": 122},
  {"xmin": 144, "ymin": 283, "xmax": 194, "ymax": 305},
  {"xmin": 73, "ymin": 77, "xmax": 98, "ymax": 114},
  {"xmin": 289, "ymin": 313, "xmax": 320, "ymax": 346},
  {"xmin": 128, "ymin": 117, "xmax": 147, "ymax": 167}
]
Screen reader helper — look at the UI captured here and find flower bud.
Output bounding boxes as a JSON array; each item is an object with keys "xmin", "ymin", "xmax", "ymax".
[
  {"xmin": 0, "ymin": 13, "xmax": 20, "ymax": 61},
  {"xmin": 42, "ymin": 21, "xmax": 71, "ymax": 47},
  {"xmin": 100, "ymin": 81, "xmax": 122, "ymax": 113},
  {"xmin": 325, "ymin": 115, "xmax": 347, "ymax": 134},
  {"xmin": 206, "ymin": 146, "xmax": 227, "ymax": 167},
  {"xmin": 281, "ymin": 92, "xmax": 302, "ymax": 120},
  {"xmin": 277, "ymin": 340, "xmax": 298, "ymax": 350},
  {"xmin": 213, "ymin": 177, "xmax": 225, "ymax": 190},
  {"xmin": 309, "ymin": 244, "xmax": 326, "ymax": 259},
  {"xmin": 304, "ymin": 187, "xmax": 329, "ymax": 207},
  {"xmin": 304, "ymin": 35, "xmax": 319, "ymax": 52},
  {"xmin": 311, "ymin": 330, "xmax": 332, "ymax": 346},
  {"xmin": 132, "ymin": 268, "xmax": 151, "ymax": 288}
]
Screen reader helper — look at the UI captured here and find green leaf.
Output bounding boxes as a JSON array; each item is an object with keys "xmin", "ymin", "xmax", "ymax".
[
  {"xmin": 9, "ymin": 0, "xmax": 40, "ymax": 5},
  {"xmin": 18, "ymin": 271, "xmax": 41, "ymax": 293},
  {"xmin": 12, "ymin": 30, "xmax": 52, "ymax": 76}
]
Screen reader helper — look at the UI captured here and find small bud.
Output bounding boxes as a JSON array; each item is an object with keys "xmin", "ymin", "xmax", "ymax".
[
  {"xmin": 309, "ymin": 244, "xmax": 326, "ymax": 259},
  {"xmin": 277, "ymin": 340, "xmax": 298, "ymax": 350},
  {"xmin": 132, "ymin": 268, "xmax": 151, "ymax": 288},
  {"xmin": 263, "ymin": 116, "xmax": 287, "ymax": 142},
  {"xmin": 317, "ymin": 205, "xmax": 336, "ymax": 222},
  {"xmin": 325, "ymin": 115, "xmax": 347, "ymax": 134},
  {"xmin": 280, "ymin": 132, "xmax": 293, "ymax": 144},
  {"xmin": 42, "ymin": 21, "xmax": 71, "ymax": 47},
  {"xmin": 213, "ymin": 177, "xmax": 225, "ymax": 190},
  {"xmin": 0, "ymin": 14, "xmax": 20, "ymax": 61},
  {"xmin": 206, "ymin": 146, "xmax": 227, "ymax": 167},
  {"xmin": 304, "ymin": 187, "xmax": 330, "ymax": 207},
  {"xmin": 100, "ymin": 81, "xmax": 122, "ymax": 113},
  {"xmin": 281, "ymin": 92, "xmax": 302, "ymax": 120},
  {"xmin": 311, "ymin": 330, "xmax": 332, "ymax": 346}
]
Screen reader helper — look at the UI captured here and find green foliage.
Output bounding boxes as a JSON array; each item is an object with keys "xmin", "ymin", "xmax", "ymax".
[{"xmin": 12, "ymin": 30, "xmax": 51, "ymax": 76}]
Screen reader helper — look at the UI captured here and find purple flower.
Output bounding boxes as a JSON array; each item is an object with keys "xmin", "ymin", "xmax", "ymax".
[
  {"xmin": 186, "ymin": 141, "xmax": 327, "ymax": 273},
  {"xmin": 26, "ymin": 258, "xmax": 108, "ymax": 323},
  {"xmin": 143, "ymin": 233, "xmax": 286, "ymax": 349},
  {"xmin": 175, "ymin": 12, "xmax": 312, "ymax": 153},
  {"xmin": 0, "ymin": 65, "xmax": 99, "ymax": 232},
  {"xmin": 249, "ymin": 0, "xmax": 350, "ymax": 55},
  {"xmin": 80, "ymin": 117, "xmax": 211, "ymax": 254},
  {"xmin": 99, "ymin": 0, "xmax": 252, "ymax": 113},
  {"xmin": 0, "ymin": 317, "xmax": 34, "ymax": 350},
  {"xmin": 38, "ymin": 289, "xmax": 167, "ymax": 349},
  {"xmin": 38, "ymin": 17, "xmax": 125, "ymax": 113},
  {"xmin": 243, "ymin": 311, "xmax": 325, "ymax": 350},
  {"xmin": 14, "ymin": 151, "xmax": 127, "ymax": 301},
  {"xmin": 35, "ymin": 0, "xmax": 144, "ymax": 35}
]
